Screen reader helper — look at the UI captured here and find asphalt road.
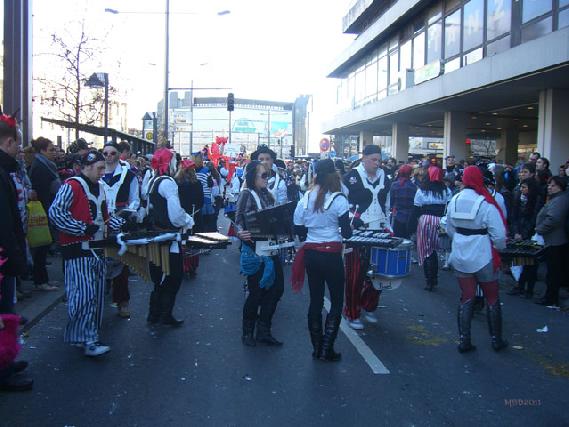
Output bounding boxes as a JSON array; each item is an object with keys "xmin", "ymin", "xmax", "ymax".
[{"xmin": 1, "ymin": 240, "xmax": 568, "ymax": 427}]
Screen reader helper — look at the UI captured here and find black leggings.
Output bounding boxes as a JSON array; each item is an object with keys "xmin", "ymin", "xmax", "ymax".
[
  {"xmin": 305, "ymin": 250, "xmax": 345, "ymax": 319},
  {"xmin": 243, "ymin": 257, "xmax": 284, "ymax": 324}
]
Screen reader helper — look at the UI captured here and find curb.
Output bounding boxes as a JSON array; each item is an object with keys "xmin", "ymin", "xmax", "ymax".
[{"xmin": 21, "ymin": 292, "xmax": 65, "ymax": 334}]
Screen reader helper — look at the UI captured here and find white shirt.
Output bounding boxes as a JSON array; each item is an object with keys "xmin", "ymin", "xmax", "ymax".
[
  {"xmin": 414, "ymin": 187, "xmax": 452, "ymax": 207},
  {"xmin": 293, "ymin": 188, "xmax": 349, "ymax": 243},
  {"xmin": 446, "ymin": 188, "xmax": 507, "ymax": 273}
]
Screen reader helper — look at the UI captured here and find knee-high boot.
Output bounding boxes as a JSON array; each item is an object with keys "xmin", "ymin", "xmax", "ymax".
[
  {"xmin": 308, "ymin": 314, "xmax": 322, "ymax": 358},
  {"xmin": 487, "ymin": 301, "xmax": 508, "ymax": 351},
  {"xmin": 242, "ymin": 318, "xmax": 256, "ymax": 347},
  {"xmin": 318, "ymin": 314, "xmax": 341, "ymax": 362},
  {"xmin": 457, "ymin": 299, "xmax": 476, "ymax": 353},
  {"xmin": 423, "ymin": 257, "xmax": 432, "ymax": 290}
]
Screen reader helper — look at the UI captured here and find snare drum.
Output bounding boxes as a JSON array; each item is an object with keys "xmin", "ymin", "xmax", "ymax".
[{"xmin": 369, "ymin": 240, "xmax": 412, "ymax": 279}]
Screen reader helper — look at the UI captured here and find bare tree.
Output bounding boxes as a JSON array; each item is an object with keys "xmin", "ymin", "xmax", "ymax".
[{"xmin": 35, "ymin": 21, "xmax": 115, "ymax": 141}]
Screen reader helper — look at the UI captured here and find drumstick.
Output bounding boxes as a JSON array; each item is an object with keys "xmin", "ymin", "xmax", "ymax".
[{"xmin": 351, "ymin": 204, "xmax": 359, "ymax": 226}]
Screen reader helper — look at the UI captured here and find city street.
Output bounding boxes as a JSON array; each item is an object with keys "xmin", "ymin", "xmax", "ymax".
[{"xmin": 1, "ymin": 241, "xmax": 568, "ymax": 427}]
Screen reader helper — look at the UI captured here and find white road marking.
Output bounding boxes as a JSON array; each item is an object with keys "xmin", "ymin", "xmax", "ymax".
[{"xmin": 324, "ymin": 297, "xmax": 390, "ymax": 375}]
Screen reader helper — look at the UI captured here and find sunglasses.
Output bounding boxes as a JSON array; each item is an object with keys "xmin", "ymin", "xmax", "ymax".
[
  {"xmin": 258, "ymin": 172, "xmax": 269, "ymax": 179},
  {"xmin": 103, "ymin": 151, "xmax": 118, "ymax": 157}
]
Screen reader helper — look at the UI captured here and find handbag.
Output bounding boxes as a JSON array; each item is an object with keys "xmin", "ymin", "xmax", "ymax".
[{"xmin": 27, "ymin": 201, "xmax": 53, "ymax": 248}]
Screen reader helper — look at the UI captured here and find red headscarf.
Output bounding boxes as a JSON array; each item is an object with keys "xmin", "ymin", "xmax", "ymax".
[
  {"xmin": 428, "ymin": 166, "xmax": 443, "ymax": 182},
  {"xmin": 398, "ymin": 164, "xmax": 413, "ymax": 185},
  {"xmin": 462, "ymin": 166, "xmax": 507, "ymax": 270},
  {"xmin": 180, "ymin": 159, "xmax": 196, "ymax": 170},
  {"xmin": 151, "ymin": 148, "xmax": 174, "ymax": 175}
]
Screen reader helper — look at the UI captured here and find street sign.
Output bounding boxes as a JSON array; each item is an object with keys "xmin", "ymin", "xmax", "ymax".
[{"xmin": 319, "ymin": 137, "xmax": 330, "ymax": 152}]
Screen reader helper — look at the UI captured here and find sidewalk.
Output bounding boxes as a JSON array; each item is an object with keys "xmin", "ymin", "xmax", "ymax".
[{"xmin": 15, "ymin": 255, "xmax": 66, "ymax": 333}]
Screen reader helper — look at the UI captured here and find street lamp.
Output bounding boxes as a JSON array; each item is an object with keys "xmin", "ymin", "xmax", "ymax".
[
  {"xmin": 85, "ymin": 72, "xmax": 109, "ymax": 142},
  {"xmin": 105, "ymin": 6, "xmax": 231, "ymax": 145}
]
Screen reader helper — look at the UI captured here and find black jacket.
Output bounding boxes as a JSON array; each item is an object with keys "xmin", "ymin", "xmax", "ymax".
[
  {"xmin": 0, "ymin": 150, "xmax": 27, "ymax": 276},
  {"xmin": 29, "ymin": 154, "xmax": 61, "ymax": 213}
]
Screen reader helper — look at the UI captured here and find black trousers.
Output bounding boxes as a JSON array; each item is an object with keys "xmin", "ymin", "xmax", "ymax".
[
  {"xmin": 149, "ymin": 252, "xmax": 183, "ymax": 320},
  {"xmin": 305, "ymin": 250, "xmax": 344, "ymax": 319},
  {"xmin": 393, "ymin": 218, "xmax": 412, "ymax": 239},
  {"xmin": 32, "ymin": 244, "xmax": 50, "ymax": 285},
  {"xmin": 0, "ymin": 276, "xmax": 16, "ymax": 313},
  {"xmin": 243, "ymin": 256, "xmax": 284, "ymax": 325},
  {"xmin": 545, "ymin": 244, "xmax": 568, "ymax": 305}
]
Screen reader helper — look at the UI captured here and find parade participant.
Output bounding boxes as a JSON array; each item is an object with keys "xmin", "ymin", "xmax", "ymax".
[
  {"xmin": 342, "ymin": 144, "xmax": 390, "ymax": 330},
  {"xmin": 236, "ymin": 161, "xmax": 284, "ymax": 346},
  {"xmin": 389, "ymin": 164, "xmax": 417, "ymax": 238},
  {"xmin": 49, "ymin": 150, "xmax": 124, "ymax": 357},
  {"xmin": 292, "ymin": 159, "xmax": 352, "ymax": 361},
  {"xmin": 446, "ymin": 166, "xmax": 508, "ymax": 353},
  {"xmin": 251, "ymin": 145, "xmax": 288, "ymax": 205},
  {"xmin": 146, "ymin": 148, "xmax": 194, "ymax": 326},
  {"xmin": 414, "ymin": 166, "xmax": 452, "ymax": 291},
  {"xmin": 101, "ymin": 142, "xmax": 140, "ymax": 318}
]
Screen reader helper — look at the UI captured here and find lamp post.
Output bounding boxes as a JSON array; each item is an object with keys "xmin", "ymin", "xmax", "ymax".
[
  {"xmin": 85, "ymin": 72, "xmax": 109, "ymax": 142},
  {"xmin": 105, "ymin": 7, "xmax": 230, "ymax": 147}
]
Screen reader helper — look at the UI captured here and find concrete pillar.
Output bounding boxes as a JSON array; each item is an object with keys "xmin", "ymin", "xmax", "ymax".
[
  {"xmin": 359, "ymin": 130, "xmax": 373, "ymax": 149},
  {"xmin": 443, "ymin": 112, "xmax": 469, "ymax": 165},
  {"xmin": 537, "ymin": 89, "xmax": 569, "ymax": 168},
  {"xmin": 391, "ymin": 122, "xmax": 409, "ymax": 162},
  {"xmin": 496, "ymin": 128, "xmax": 519, "ymax": 165}
]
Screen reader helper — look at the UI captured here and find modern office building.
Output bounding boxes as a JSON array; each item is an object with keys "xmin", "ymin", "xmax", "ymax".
[
  {"xmin": 166, "ymin": 92, "xmax": 294, "ymax": 158},
  {"xmin": 324, "ymin": 0, "xmax": 569, "ymax": 166}
]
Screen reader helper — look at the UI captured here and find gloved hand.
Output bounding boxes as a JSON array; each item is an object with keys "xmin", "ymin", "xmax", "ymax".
[{"xmin": 84, "ymin": 224, "xmax": 100, "ymax": 237}]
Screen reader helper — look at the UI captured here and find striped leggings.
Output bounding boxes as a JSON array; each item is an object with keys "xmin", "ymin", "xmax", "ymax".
[{"xmin": 64, "ymin": 256, "xmax": 106, "ymax": 344}]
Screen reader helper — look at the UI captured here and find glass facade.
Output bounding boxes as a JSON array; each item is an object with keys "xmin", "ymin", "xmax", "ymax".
[{"xmin": 336, "ymin": 0, "xmax": 569, "ymax": 112}]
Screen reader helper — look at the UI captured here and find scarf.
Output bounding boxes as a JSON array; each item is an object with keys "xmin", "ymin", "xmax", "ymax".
[
  {"xmin": 239, "ymin": 244, "xmax": 275, "ymax": 289},
  {"xmin": 291, "ymin": 242, "xmax": 343, "ymax": 293},
  {"xmin": 462, "ymin": 166, "xmax": 508, "ymax": 270}
]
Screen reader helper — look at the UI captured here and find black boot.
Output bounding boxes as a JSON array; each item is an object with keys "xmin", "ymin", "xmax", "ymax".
[
  {"xmin": 524, "ymin": 281, "xmax": 535, "ymax": 299},
  {"xmin": 457, "ymin": 300, "xmax": 476, "ymax": 353},
  {"xmin": 487, "ymin": 301, "xmax": 508, "ymax": 352},
  {"xmin": 256, "ymin": 321, "xmax": 283, "ymax": 346},
  {"xmin": 147, "ymin": 290, "xmax": 160, "ymax": 324},
  {"xmin": 308, "ymin": 315, "xmax": 322, "ymax": 358},
  {"xmin": 431, "ymin": 252, "xmax": 439, "ymax": 289},
  {"xmin": 423, "ymin": 256, "xmax": 433, "ymax": 291},
  {"xmin": 242, "ymin": 319, "xmax": 256, "ymax": 347},
  {"xmin": 318, "ymin": 314, "xmax": 341, "ymax": 362},
  {"xmin": 160, "ymin": 286, "xmax": 183, "ymax": 327}
]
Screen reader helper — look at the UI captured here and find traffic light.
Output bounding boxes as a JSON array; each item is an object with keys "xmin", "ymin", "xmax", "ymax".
[
  {"xmin": 227, "ymin": 92, "xmax": 235, "ymax": 112},
  {"xmin": 289, "ymin": 144, "xmax": 295, "ymax": 159}
]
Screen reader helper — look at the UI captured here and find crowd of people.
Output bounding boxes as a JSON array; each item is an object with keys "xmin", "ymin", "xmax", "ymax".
[{"xmin": 1, "ymin": 108, "xmax": 568, "ymax": 390}]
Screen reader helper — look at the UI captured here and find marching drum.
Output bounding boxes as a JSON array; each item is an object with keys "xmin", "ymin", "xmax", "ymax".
[{"xmin": 368, "ymin": 240, "xmax": 413, "ymax": 290}]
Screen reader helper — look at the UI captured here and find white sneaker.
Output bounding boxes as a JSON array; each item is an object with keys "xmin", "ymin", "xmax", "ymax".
[
  {"xmin": 348, "ymin": 318, "xmax": 365, "ymax": 330},
  {"xmin": 362, "ymin": 311, "xmax": 378, "ymax": 323},
  {"xmin": 84, "ymin": 342, "xmax": 111, "ymax": 357}
]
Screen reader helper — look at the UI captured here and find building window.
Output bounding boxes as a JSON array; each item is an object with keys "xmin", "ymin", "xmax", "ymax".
[
  {"xmin": 486, "ymin": 35, "xmax": 510, "ymax": 56},
  {"xmin": 522, "ymin": 0, "xmax": 552, "ymax": 24},
  {"xmin": 445, "ymin": 8, "xmax": 462, "ymax": 59},
  {"xmin": 365, "ymin": 59, "xmax": 378, "ymax": 102},
  {"xmin": 445, "ymin": 56, "xmax": 461, "ymax": 74},
  {"xmin": 427, "ymin": 1, "xmax": 443, "ymax": 24},
  {"xmin": 413, "ymin": 31, "xmax": 426, "ymax": 69},
  {"xmin": 463, "ymin": 0, "xmax": 484, "ymax": 52},
  {"xmin": 427, "ymin": 21, "xmax": 442, "ymax": 63},
  {"xmin": 561, "ymin": 0, "xmax": 569, "ymax": 8},
  {"xmin": 355, "ymin": 64, "xmax": 366, "ymax": 106},
  {"xmin": 399, "ymin": 39, "xmax": 412, "ymax": 88},
  {"xmin": 378, "ymin": 54, "xmax": 388, "ymax": 99},
  {"xmin": 560, "ymin": 8, "xmax": 569, "ymax": 30},
  {"xmin": 389, "ymin": 49, "xmax": 399, "ymax": 94},
  {"xmin": 521, "ymin": 16, "xmax": 552, "ymax": 42},
  {"xmin": 464, "ymin": 47, "xmax": 483, "ymax": 65},
  {"xmin": 487, "ymin": 0, "xmax": 511, "ymax": 41}
]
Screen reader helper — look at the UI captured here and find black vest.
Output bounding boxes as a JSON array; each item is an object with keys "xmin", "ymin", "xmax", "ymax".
[{"xmin": 147, "ymin": 176, "xmax": 176, "ymax": 230}]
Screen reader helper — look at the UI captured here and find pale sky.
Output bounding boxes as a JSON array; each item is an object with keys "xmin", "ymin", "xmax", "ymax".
[{"xmin": 33, "ymin": 0, "xmax": 355, "ymax": 150}]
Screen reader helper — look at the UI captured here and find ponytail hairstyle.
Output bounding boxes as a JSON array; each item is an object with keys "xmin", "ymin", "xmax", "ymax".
[{"xmin": 313, "ymin": 159, "xmax": 341, "ymax": 212}]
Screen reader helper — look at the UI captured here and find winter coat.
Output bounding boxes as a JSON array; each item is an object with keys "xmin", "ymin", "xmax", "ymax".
[{"xmin": 535, "ymin": 191, "xmax": 569, "ymax": 247}]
